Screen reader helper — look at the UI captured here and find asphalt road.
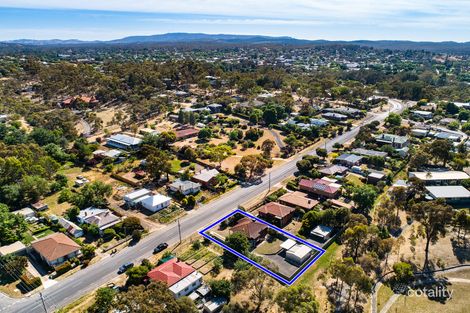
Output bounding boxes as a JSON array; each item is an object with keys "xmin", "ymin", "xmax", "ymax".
[
  {"xmin": 79, "ymin": 119, "xmax": 92, "ymax": 137},
  {"xmin": 0, "ymin": 99, "xmax": 405, "ymax": 313}
]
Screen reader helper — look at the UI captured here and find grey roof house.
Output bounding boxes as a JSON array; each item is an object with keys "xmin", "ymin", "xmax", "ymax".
[
  {"xmin": 106, "ymin": 134, "xmax": 142, "ymax": 150},
  {"xmin": 78, "ymin": 207, "xmax": 121, "ymax": 232},
  {"xmin": 335, "ymin": 154, "xmax": 363, "ymax": 167},
  {"xmin": 169, "ymin": 180, "xmax": 201, "ymax": 195},
  {"xmin": 351, "ymin": 148, "xmax": 387, "ymax": 158},
  {"xmin": 426, "ymin": 186, "xmax": 470, "ymax": 204},
  {"xmin": 192, "ymin": 169, "xmax": 220, "ymax": 187},
  {"xmin": 375, "ymin": 134, "xmax": 409, "ymax": 149}
]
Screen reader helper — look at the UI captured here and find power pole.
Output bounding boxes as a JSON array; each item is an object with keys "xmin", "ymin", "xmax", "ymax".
[
  {"xmin": 40, "ymin": 292, "xmax": 48, "ymax": 313},
  {"xmin": 177, "ymin": 218, "xmax": 182, "ymax": 243},
  {"xmin": 268, "ymin": 172, "xmax": 271, "ymax": 191}
]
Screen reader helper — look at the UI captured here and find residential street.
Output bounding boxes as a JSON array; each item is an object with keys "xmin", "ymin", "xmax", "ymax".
[{"xmin": 0, "ymin": 99, "xmax": 405, "ymax": 313}]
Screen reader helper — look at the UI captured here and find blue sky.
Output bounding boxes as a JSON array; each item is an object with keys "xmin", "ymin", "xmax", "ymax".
[{"xmin": 0, "ymin": 1, "xmax": 469, "ymax": 41}]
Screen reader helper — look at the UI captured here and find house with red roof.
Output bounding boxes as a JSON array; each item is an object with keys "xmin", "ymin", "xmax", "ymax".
[
  {"xmin": 230, "ymin": 217, "xmax": 268, "ymax": 246},
  {"xmin": 278, "ymin": 191, "xmax": 319, "ymax": 211},
  {"xmin": 147, "ymin": 258, "xmax": 203, "ymax": 298},
  {"xmin": 175, "ymin": 127, "xmax": 199, "ymax": 140},
  {"xmin": 61, "ymin": 95, "xmax": 98, "ymax": 108},
  {"xmin": 31, "ymin": 233, "xmax": 81, "ymax": 267},
  {"xmin": 258, "ymin": 202, "xmax": 295, "ymax": 227},
  {"xmin": 299, "ymin": 178, "xmax": 341, "ymax": 199}
]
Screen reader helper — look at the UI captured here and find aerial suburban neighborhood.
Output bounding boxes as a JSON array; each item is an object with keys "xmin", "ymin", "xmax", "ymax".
[{"xmin": 0, "ymin": 2, "xmax": 470, "ymax": 313}]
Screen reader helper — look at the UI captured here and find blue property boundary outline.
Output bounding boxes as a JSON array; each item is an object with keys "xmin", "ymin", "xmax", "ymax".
[{"xmin": 199, "ymin": 209, "xmax": 326, "ymax": 285}]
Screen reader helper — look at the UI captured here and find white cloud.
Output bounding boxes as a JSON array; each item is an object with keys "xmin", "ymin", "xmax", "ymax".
[
  {"xmin": 0, "ymin": 0, "xmax": 469, "ymax": 21},
  {"xmin": 0, "ymin": 0, "xmax": 469, "ymax": 41}
]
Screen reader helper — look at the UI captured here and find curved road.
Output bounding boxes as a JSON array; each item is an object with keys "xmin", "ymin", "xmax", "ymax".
[
  {"xmin": 79, "ymin": 119, "xmax": 92, "ymax": 137},
  {"xmin": 1, "ymin": 99, "xmax": 405, "ymax": 313}
]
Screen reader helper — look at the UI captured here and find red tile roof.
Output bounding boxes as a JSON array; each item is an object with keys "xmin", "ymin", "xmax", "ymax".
[
  {"xmin": 299, "ymin": 178, "xmax": 339, "ymax": 195},
  {"xmin": 258, "ymin": 202, "xmax": 295, "ymax": 218},
  {"xmin": 31, "ymin": 233, "xmax": 81, "ymax": 262},
  {"xmin": 231, "ymin": 217, "xmax": 268, "ymax": 240},
  {"xmin": 147, "ymin": 259, "xmax": 195, "ymax": 286},
  {"xmin": 278, "ymin": 191, "xmax": 319, "ymax": 210},
  {"xmin": 62, "ymin": 97, "xmax": 74, "ymax": 105},
  {"xmin": 175, "ymin": 128, "xmax": 199, "ymax": 139}
]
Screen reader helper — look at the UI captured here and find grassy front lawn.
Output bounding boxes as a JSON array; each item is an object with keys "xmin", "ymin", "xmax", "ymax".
[
  {"xmin": 43, "ymin": 191, "xmax": 71, "ymax": 216},
  {"xmin": 253, "ymin": 238, "xmax": 283, "ymax": 255},
  {"xmin": 149, "ymin": 206, "xmax": 186, "ymax": 224},
  {"xmin": 35, "ymin": 229, "xmax": 55, "ymax": 238},
  {"xmin": 170, "ymin": 159, "xmax": 182, "ymax": 173},
  {"xmin": 345, "ymin": 173, "xmax": 364, "ymax": 187},
  {"xmin": 22, "ymin": 233, "xmax": 35, "ymax": 245}
]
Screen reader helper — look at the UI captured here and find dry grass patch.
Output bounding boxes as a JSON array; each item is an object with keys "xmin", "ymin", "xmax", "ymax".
[
  {"xmin": 389, "ymin": 283, "xmax": 470, "ymax": 313},
  {"xmin": 377, "ymin": 284, "xmax": 395, "ymax": 313}
]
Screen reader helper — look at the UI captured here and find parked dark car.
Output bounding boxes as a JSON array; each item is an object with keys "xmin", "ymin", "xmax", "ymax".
[
  {"xmin": 118, "ymin": 262, "xmax": 134, "ymax": 274},
  {"xmin": 153, "ymin": 243, "xmax": 168, "ymax": 254}
]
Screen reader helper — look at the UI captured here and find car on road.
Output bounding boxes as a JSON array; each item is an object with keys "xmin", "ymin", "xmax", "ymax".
[
  {"xmin": 153, "ymin": 243, "xmax": 168, "ymax": 254},
  {"xmin": 118, "ymin": 262, "xmax": 134, "ymax": 274}
]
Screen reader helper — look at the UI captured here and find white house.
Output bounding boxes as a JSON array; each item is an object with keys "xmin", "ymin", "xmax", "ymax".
[
  {"xmin": 310, "ymin": 225, "xmax": 333, "ymax": 242},
  {"xmin": 0, "ymin": 241, "xmax": 26, "ymax": 256},
  {"xmin": 123, "ymin": 188, "xmax": 153, "ymax": 206},
  {"xmin": 106, "ymin": 134, "xmax": 142, "ymax": 150},
  {"xmin": 203, "ymin": 298, "xmax": 227, "ymax": 313},
  {"xmin": 0, "ymin": 114, "xmax": 9, "ymax": 123},
  {"xmin": 412, "ymin": 110, "xmax": 433, "ymax": 119},
  {"xmin": 14, "ymin": 207, "xmax": 36, "ymax": 219},
  {"xmin": 285, "ymin": 244, "xmax": 312, "ymax": 265},
  {"xmin": 411, "ymin": 128, "xmax": 429, "ymax": 137},
  {"xmin": 147, "ymin": 259, "xmax": 203, "ymax": 298},
  {"xmin": 409, "ymin": 171, "xmax": 470, "ymax": 185},
  {"xmin": 170, "ymin": 271, "xmax": 203, "ymax": 298},
  {"xmin": 58, "ymin": 217, "xmax": 84, "ymax": 238},
  {"xmin": 140, "ymin": 194, "xmax": 171, "ymax": 213}
]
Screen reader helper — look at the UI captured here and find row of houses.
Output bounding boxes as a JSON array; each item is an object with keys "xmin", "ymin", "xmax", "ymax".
[
  {"xmin": 408, "ymin": 170, "xmax": 470, "ymax": 204},
  {"xmin": 286, "ymin": 118, "xmax": 329, "ymax": 129},
  {"xmin": 103, "ymin": 126, "xmax": 203, "ymax": 151},
  {"xmin": 411, "ymin": 128, "xmax": 464, "ymax": 143},
  {"xmin": 122, "ymin": 168, "xmax": 220, "ymax": 210}
]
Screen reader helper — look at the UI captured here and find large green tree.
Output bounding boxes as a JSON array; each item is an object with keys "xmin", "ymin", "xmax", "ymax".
[
  {"xmin": 144, "ymin": 146, "xmax": 172, "ymax": 181},
  {"xmin": 115, "ymin": 282, "xmax": 196, "ymax": 313},
  {"xmin": 223, "ymin": 232, "xmax": 251, "ymax": 264},
  {"xmin": 276, "ymin": 285, "xmax": 319, "ymax": 313},
  {"xmin": 87, "ymin": 287, "xmax": 116, "ymax": 313},
  {"xmin": 0, "ymin": 204, "xmax": 28, "ymax": 245},
  {"xmin": 72, "ymin": 181, "xmax": 112, "ymax": 209},
  {"xmin": 411, "ymin": 200, "xmax": 453, "ymax": 269},
  {"xmin": 351, "ymin": 185, "xmax": 378, "ymax": 214}
]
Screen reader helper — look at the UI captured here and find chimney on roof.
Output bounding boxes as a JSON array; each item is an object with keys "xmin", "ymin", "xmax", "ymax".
[{"xmin": 308, "ymin": 200, "xmax": 311, "ymax": 204}]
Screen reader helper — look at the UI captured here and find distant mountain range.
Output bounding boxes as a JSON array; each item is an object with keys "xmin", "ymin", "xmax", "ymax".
[{"xmin": 3, "ymin": 32, "xmax": 470, "ymax": 53}]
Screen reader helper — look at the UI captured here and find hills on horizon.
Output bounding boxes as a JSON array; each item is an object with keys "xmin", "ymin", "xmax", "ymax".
[{"xmin": 3, "ymin": 32, "xmax": 470, "ymax": 53}]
